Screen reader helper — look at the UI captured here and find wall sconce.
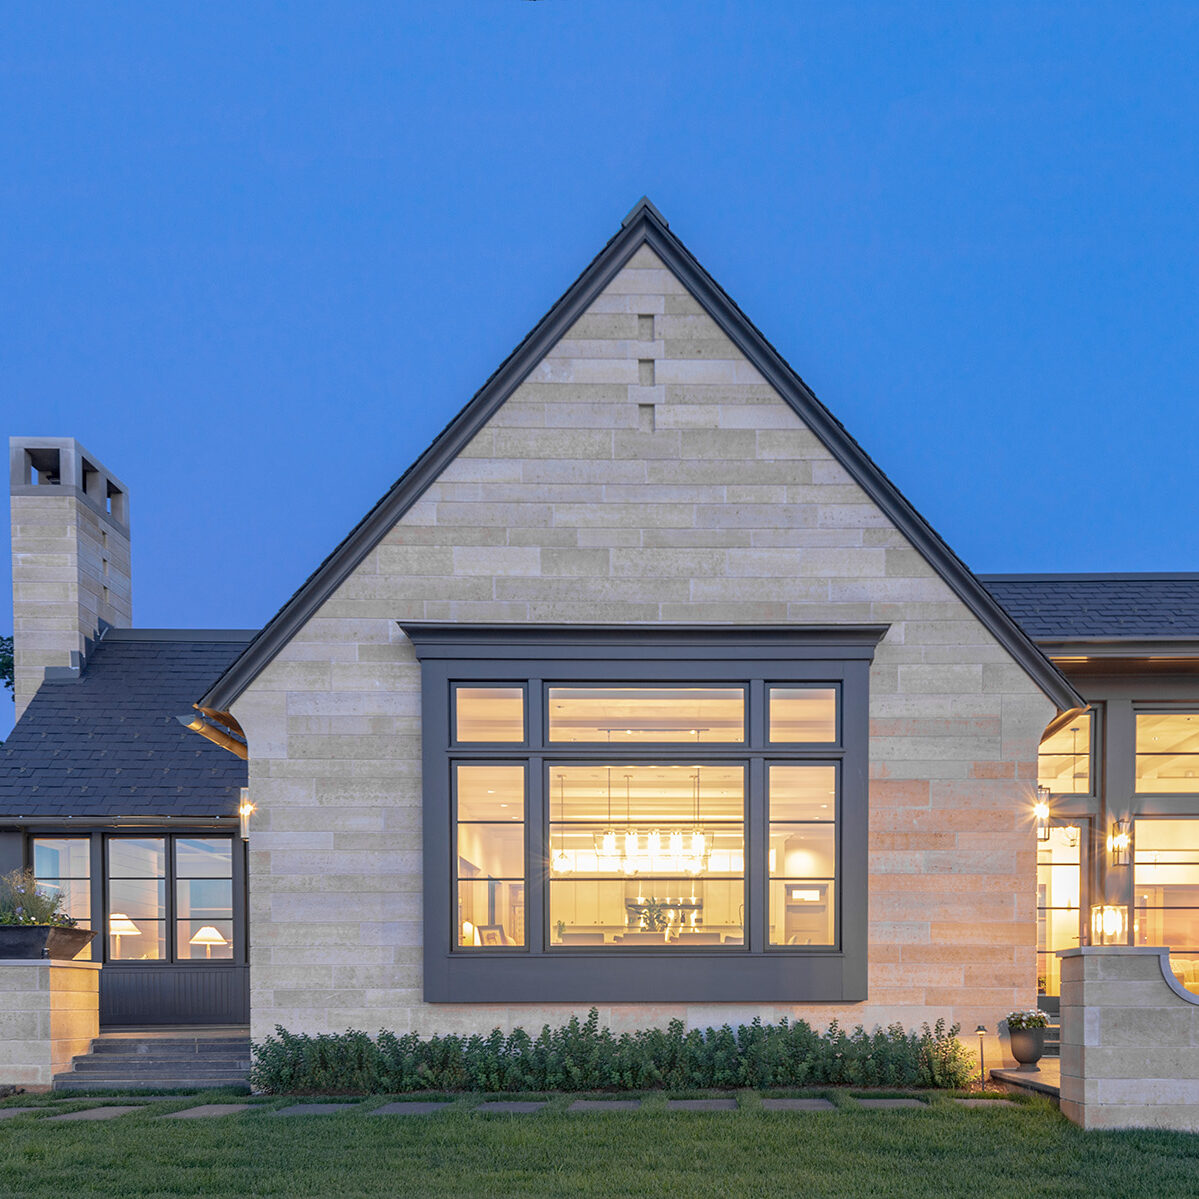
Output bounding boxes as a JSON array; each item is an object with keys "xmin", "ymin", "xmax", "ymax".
[
  {"xmin": 1108, "ymin": 817, "xmax": 1131, "ymax": 866},
  {"xmin": 1034, "ymin": 786, "xmax": 1051, "ymax": 842},
  {"xmin": 239, "ymin": 787, "xmax": 255, "ymax": 841},
  {"xmin": 1090, "ymin": 904, "xmax": 1127, "ymax": 945}
]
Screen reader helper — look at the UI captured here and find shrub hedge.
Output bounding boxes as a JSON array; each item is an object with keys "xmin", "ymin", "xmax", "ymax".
[{"xmin": 249, "ymin": 1009, "xmax": 974, "ymax": 1094}]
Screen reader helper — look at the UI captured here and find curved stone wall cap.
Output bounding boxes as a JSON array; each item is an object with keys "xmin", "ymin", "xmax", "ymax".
[{"xmin": 1058, "ymin": 945, "xmax": 1199, "ymax": 1006}]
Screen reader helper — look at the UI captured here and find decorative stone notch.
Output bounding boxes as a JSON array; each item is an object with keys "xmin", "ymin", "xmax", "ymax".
[{"xmin": 1059, "ymin": 946, "xmax": 1199, "ymax": 1131}]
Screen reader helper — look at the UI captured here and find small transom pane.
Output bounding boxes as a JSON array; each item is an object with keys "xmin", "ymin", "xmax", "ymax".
[
  {"xmin": 457, "ymin": 765, "xmax": 526, "ymax": 821},
  {"xmin": 456, "ymin": 687, "xmax": 524, "ymax": 743},
  {"xmin": 176, "ymin": 838, "xmax": 233, "ymax": 879},
  {"xmin": 1136, "ymin": 714, "xmax": 1199, "ymax": 793},
  {"xmin": 1038, "ymin": 713, "xmax": 1091, "ymax": 794},
  {"xmin": 548, "ymin": 686, "xmax": 744, "ymax": 743},
  {"xmin": 769, "ymin": 765, "xmax": 837, "ymax": 821},
  {"xmin": 33, "ymin": 838, "xmax": 90, "ymax": 879},
  {"xmin": 107, "ymin": 838, "xmax": 165, "ymax": 878},
  {"xmin": 769, "ymin": 688, "xmax": 837, "ymax": 743}
]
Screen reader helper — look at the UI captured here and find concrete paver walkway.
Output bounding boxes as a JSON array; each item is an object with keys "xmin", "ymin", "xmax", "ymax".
[
  {"xmin": 0, "ymin": 1108, "xmax": 39, "ymax": 1120},
  {"xmin": 161, "ymin": 1104, "xmax": 252, "ymax": 1119},
  {"xmin": 856, "ymin": 1098, "xmax": 926, "ymax": 1109},
  {"xmin": 762, "ymin": 1098, "xmax": 836, "ymax": 1111},
  {"xmin": 568, "ymin": 1099, "xmax": 642, "ymax": 1112},
  {"xmin": 953, "ymin": 1098, "xmax": 1017, "ymax": 1108},
  {"xmin": 371, "ymin": 1102, "xmax": 453, "ymax": 1116},
  {"xmin": 667, "ymin": 1099, "xmax": 738, "ymax": 1111},
  {"xmin": 45, "ymin": 1106, "xmax": 141, "ymax": 1121},
  {"xmin": 474, "ymin": 1101, "xmax": 546, "ymax": 1113},
  {"xmin": 274, "ymin": 1103, "xmax": 358, "ymax": 1116}
]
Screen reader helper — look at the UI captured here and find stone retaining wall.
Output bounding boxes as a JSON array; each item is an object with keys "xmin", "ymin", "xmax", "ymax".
[
  {"xmin": 1059, "ymin": 946, "xmax": 1199, "ymax": 1131},
  {"xmin": 0, "ymin": 959, "xmax": 101, "ymax": 1090}
]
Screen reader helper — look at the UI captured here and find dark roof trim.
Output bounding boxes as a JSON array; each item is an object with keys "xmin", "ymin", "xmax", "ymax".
[
  {"xmin": 980, "ymin": 572, "xmax": 1199, "ymax": 582},
  {"xmin": 202, "ymin": 199, "xmax": 1082, "ymax": 713},
  {"xmin": 1042, "ymin": 638, "xmax": 1199, "ymax": 658},
  {"xmin": 401, "ymin": 621, "xmax": 889, "ymax": 662},
  {"xmin": 108, "ymin": 628, "xmax": 260, "ymax": 642}
]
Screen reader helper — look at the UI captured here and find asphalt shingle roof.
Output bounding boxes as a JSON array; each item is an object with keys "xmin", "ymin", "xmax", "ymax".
[
  {"xmin": 0, "ymin": 631, "xmax": 250, "ymax": 818},
  {"xmin": 980, "ymin": 574, "xmax": 1199, "ymax": 641}
]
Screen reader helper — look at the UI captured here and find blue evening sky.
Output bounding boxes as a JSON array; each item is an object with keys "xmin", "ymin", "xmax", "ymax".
[{"xmin": 3, "ymin": 4, "xmax": 1198, "ymax": 735}]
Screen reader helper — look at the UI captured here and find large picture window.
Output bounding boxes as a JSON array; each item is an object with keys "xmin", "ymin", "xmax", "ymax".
[{"xmin": 407, "ymin": 624, "xmax": 882, "ymax": 1004}]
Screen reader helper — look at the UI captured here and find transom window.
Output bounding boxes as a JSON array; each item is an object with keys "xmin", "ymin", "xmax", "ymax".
[
  {"xmin": 407, "ymin": 624, "xmax": 882, "ymax": 1004},
  {"xmin": 1038, "ymin": 712, "xmax": 1093, "ymax": 795},
  {"xmin": 1135, "ymin": 713, "xmax": 1199, "ymax": 794}
]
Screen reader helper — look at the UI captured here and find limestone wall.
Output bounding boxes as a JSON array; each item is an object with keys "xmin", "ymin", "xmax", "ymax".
[
  {"xmin": 233, "ymin": 246, "xmax": 1056, "ymax": 1046},
  {"xmin": 0, "ymin": 960, "xmax": 101, "ymax": 1089},
  {"xmin": 1059, "ymin": 947, "xmax": 1199, "ymax": 1131}
]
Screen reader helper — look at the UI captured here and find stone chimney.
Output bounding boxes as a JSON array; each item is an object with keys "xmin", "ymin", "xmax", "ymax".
[{"xmin": 9, "ymin": 437, "xmax": 132, "ymax": 721}]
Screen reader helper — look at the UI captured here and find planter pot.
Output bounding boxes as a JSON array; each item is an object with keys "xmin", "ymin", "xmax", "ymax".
[
  {"xmin": 1007, "ymin": 1027, "xmax": 1046, "ymax": 1073},
  {"xmin": 0, "ymin": 925, "xmax": 96, "ymax": 961}
]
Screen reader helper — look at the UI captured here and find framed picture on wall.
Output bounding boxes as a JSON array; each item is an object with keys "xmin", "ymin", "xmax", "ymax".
[{"xmin": 476, "ymin": 924, "xmax": 509, "ymax": 947}]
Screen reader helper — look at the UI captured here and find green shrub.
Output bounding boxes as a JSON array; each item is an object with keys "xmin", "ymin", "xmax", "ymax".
[
  {"xmin": 0, "ymin": 868, "xmax": 77, "ymax": 927},
  {"xmin": 249, "ymin": 1009, "xmax": 974, "ymax": 1094}
]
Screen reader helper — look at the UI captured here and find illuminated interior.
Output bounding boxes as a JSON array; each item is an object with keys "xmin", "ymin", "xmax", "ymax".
[
  {"xmin": 1038, "ymin": 713, "xmax": 1092, "ymax": 794},
  {"xmin": 455, "ymin": 686, "xmax": 524, "ymax": 743},
  {"xmin": 1037, "ymin": 825, "xmax": 1082, "ymax": 996},
  {"xmin": 548, "ymin": 764, "xmax": 744, "ymax": 946},
  {"xmin": 1134, "ymin": 818, "xmax": 1199, "ymax": 992},
  {"xmin": 1135, "ymin": 713, "xmax": 1199, "ymax": 793},
  {"xmin": 547, "ymin": 686, "xmax": 745, "ymax": 743},
  {"xmin": 768, "ymin": 688, "xmax": 837, "ymax": 743},
  {"xmin": 456, "ymin": 765, "xmax": 525, "ymax": 947},
  {"xmin": 33, "ymin": 838, "xmax": 92, "ymax": 960},
  {"xmin": 768, "ymin": 765, "xmax": 836, "ymax": 945}
]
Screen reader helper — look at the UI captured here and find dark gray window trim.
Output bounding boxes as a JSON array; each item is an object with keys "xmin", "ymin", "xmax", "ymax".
[
  {"xmin": 405, "ymin": 623, "xmax": 884, "ymax": 1004},
  {"xmin": 199, "ymin": 200, "xmax": 1079, "ymax": 714}
]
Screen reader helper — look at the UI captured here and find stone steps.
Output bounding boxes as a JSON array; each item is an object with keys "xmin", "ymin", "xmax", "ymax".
[{"xmin": 53, "ymin": 1032, "xmax": 252, "ymax": 1092}]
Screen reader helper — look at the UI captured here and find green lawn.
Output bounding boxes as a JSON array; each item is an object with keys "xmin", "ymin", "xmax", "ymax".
[{"xmin": 2, "ymin": 1089, "xmax": 1198, "ymax": 1198}]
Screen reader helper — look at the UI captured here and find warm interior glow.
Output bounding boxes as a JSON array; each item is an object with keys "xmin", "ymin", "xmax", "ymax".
[
  {"xmin": 768, "ymin": 765, "xmax": 836, "ymax": 946},
  {"xmin": 456, "ymin": 765, "xmax": 526, "ymax": 947},
  {"xmin": 1037, "ymin": 825, "xmax": 1082, "ymax": 996},
  {"xmin": 1038, "ymin": 713, "xmax": 1092, "ymax": 794},
  {"xmin": 455, "ymin": 687, "xmax": 525, "ymax": 743},
  {"xmin": 1134, "ymin": 818, "xmax": 1199, "ymax": 980},
  {"xmin": 768, "ymin": 688, "xmax": 837, "ymax": 743},
  {"xmin": 108, "ymin": 913, "xmax": 141, "ymax": 936},
  {"xmin": 1135, "ymin": 713, "xmax": 1199, "ymax": 793},
  {"xmin": 548, "ymin": 763, "xmax": 744, "ymax": 946},
  {"xmin": 547, "ymin": 686, "xmax": 745, "ymax": 744}
]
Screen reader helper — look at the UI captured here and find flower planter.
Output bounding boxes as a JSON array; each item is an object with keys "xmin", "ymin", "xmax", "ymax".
[
  {"xmin": 1007, "ymin": 1027, "xmax": 1046, "ymax": 1073},
  {"xmin": 0, "ymin": 925, "xmax": 96, "ymax": 961}
]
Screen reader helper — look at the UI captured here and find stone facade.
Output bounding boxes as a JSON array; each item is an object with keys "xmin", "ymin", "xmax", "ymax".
[
  {"xmin": 231, "ymin": 247, "xmax": 1056, "ymax": 1048},
  {"xmin": 9, "ymin": 437, "xmax": 131, "ymax": 721},
  {"xmin": 0, "ymin": 959, "xmax": 101, "ymax": 1089},
  {"xmin": 1059, "ymin": 946, "xmax": 1199, "ymax": 1130}
]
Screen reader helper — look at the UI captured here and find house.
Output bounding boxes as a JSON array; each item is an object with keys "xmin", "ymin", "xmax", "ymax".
[{"xmin": 4, "ymin": 200, "xmax": 1198, "ymax": 1057}]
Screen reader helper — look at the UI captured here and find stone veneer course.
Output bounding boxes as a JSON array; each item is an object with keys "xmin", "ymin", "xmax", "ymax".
[{"xmin": 231, "ymin": 246, "xmax": 1055, "ymax": 1052}]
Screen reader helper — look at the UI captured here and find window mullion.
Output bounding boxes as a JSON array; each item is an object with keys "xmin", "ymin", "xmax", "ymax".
[
  {"xmin": 527, "ymin": 756, "xmax": 545, "ymax": 954},
  {"xmin": 747, "ymin": 756, "xmax": 766, "ymax": 953}
]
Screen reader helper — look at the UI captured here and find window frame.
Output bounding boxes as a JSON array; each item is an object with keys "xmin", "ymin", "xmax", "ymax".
[{"xmin": 405, "ymin": 623, "xmax": 885, "ymax": 1004}]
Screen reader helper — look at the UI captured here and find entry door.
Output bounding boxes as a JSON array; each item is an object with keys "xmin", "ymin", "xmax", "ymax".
[{"xmin": 1037, "ymin": 821, "xmax": 1088, "ymax": 1000}]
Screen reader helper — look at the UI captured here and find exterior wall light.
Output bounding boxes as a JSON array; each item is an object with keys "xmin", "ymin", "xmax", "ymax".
[
  {"xmin": 1034, "ymin": 786, "xmax": 1051, "ymax": 842},
  {"xmin": 1090, "ymin": 904, "xmax": 1127, "ymax": 945},
  {"xmin": 239, "ymin": 788, "xmax": 255, "ymax": 841},
  {"xmin": 1108, "ymin": 817, "xmax": 1131, "ymax": 866}
]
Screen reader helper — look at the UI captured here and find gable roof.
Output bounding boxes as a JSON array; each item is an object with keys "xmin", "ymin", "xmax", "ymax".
[
  {"xmin": 981, "ymin": 573, "xmax": 1199, "ymax": 641},
  {"xmin": 1, "ymin": 629, "xmax": 251, "ymax": 819},
  {"xmin": 201, "ymin": 198, "xmax": 1082, "ymax": 713}
]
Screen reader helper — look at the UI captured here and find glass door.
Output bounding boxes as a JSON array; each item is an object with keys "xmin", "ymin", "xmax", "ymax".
[{"xmin": 1037, "ymin": 821, "xmax": 1087, "ymax": 1000}]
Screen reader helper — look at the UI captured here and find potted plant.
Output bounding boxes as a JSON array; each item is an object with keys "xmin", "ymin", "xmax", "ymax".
[
  {"xmin": 0, "ymin": 868, "xmax": 96, "ymax": 960},
  {"xmin": 1003, "ymin": 1008, "xmax": 1050, "ymax": 1072}
]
